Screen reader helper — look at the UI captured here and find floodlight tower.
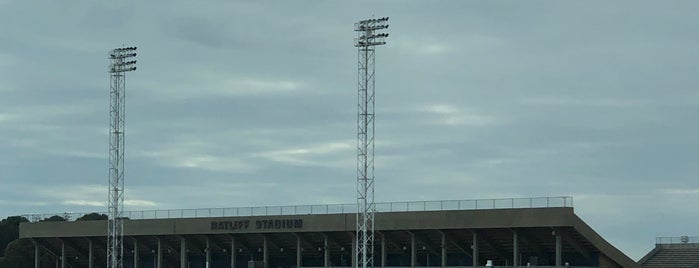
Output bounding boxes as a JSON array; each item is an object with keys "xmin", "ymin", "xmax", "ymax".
[
  {"xmin": 354, "ymin": 17, "xmax": 388, "ymax": 268},
  {"xmin": 107, "ymin": 46, "xmax": 137, "ymax": 268}
]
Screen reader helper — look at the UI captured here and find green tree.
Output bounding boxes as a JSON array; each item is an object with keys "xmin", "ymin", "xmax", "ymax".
[
  {"xmin": 41, "ymin": 215, "xmax": 66, "ymax": 222},
  {"xmin": 0, "ymin": 216, "xmax": 29, "ymax": 258},
  {"xmin": 76, "ymin": 213, "xmax": 108, "ymax": 221},
  {"xmin": 0, "ymin": 238, "xmax": 34, "ymax": 267}
]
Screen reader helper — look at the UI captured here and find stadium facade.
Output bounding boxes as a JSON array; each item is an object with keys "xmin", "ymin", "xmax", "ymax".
[{"xmin": 19, "ymin": 197, "xmax": 639, "ymax": 268}]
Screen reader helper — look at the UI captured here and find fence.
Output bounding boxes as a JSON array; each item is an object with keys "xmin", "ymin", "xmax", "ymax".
[
  {"xmin": 656, "ymin": 236, "xmax": 699, "ymax": 245},
  {"xmin": 23, "ymin": 196, "xmax": 572, "ymax": 222}
]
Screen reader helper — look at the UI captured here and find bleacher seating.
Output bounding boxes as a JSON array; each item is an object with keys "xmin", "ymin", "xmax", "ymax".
[{"xmin": 640, "ymin": 245, "xmax": 699, "ymax": 268}]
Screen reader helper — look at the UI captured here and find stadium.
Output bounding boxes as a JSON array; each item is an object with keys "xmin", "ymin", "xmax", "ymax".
[
  {"xmin": 20, "ymin": 196, "xmax": 641, "ymax": 268},
  {"xmin": 11, "ymin": 10, "xmax": 699, "ymax": 268}
]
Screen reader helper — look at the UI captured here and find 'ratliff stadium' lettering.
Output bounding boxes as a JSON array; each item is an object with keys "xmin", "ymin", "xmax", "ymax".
[
  {"xmin": 211, "ymin": 219, "xmax": 302, "ymax": 231},
  {"xmin": 210, "ymin": 220, "xmax": 249, "ymax": 231}
]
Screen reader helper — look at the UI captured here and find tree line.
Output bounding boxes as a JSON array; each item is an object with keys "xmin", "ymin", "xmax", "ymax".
[{"xmin": 0, "ymin": 213, "xmax": 107, "ymax": 267}]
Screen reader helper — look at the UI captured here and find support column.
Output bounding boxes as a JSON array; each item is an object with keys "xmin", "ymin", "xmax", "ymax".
[
  {"xmin": 180, "ymin": 237, "xmax": 187, "ymax": 268},
  {"xmin": 134, "ymin": 238, "xmax": 139, "ymax": 268},
  {"xmin": 206, "ymin": 236, "xmax": 211, "ymax": 268},
  {"xmin": 61, "ymin": 241, "xmax": 65, "ymax": 268},
  {"xmin": 555, "ymin": 231, "xmax": 562, "ymax": 266},
  {"xmin": 471, "ymin": 231, "xmax": 478, "ymax": 267},
  {"xmin": 157, "ymin": 238, "xmax": 162, "ymax": 268},
  {"xmin": 324, "ymin": 234, "xmax": 330, "ymax": 267},
  {"xmin": 263, "ymin": 235, "xmax": 269, "ymax": 268},
  {"xmin": 441, "ymin": 232, "xmax": 446, "ymax": 268},
  {"xmin": 34, "ymin": 240, "xmax": 40, "ymax": 268},
  {"xmin": 88, "ymin": 239, "xmax": 93, "ymax": 268},
  {"xmin": 296, "ymin": 235, "xmax": 302, "ymax": 268},
  {"xmin": 231, "ymin": 236, "xmax": 237, "ymax": 268},
  {"xmin": 512, "ymin": 231, "xmax": 519, "ymax": 267},
  {"xmin": 410, "ymin": 232, "xmax": 416, "ymax": 268},
  {"xmin": 351, "ymin": 235, "xmax": 357, "ymax": 268},
  {"xmin": 380, "ymin": 233, "xmax": 386, "ymax": 267}
]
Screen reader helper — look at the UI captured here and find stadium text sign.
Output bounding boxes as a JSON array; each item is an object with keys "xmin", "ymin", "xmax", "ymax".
[{"xmin": 211, "ymin": 219, "xmax": 303, "ymax": 231}]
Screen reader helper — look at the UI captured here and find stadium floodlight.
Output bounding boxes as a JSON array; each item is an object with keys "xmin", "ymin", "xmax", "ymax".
[
  {"xmin": 354, "ymin": 16, "xmax": 388, "ymax": 268},
  {"xmin": 109, "ymin": 47, "xmax": 138, "ymax": 74},
  {"xmin": 107, "ymin": 46, "xmax": 137, "ymax": 268},
  {"xmin": 354, "ymin": 18, "xmax": 390, "ymax": 47}
]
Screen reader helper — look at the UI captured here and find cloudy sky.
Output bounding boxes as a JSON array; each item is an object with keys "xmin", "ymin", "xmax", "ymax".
[{"xmin": 1, "ymin": 0, "xmax": 698, "ymax": 260}]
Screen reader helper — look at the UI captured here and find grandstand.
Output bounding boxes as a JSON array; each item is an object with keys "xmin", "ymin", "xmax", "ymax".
[
  {"xmin": 639, "ymin": 236, "xmax": 699, "ymax": 268},
  {"xmin": 19, "ymin": 197, "xmax": 639, "ymax": 268}
]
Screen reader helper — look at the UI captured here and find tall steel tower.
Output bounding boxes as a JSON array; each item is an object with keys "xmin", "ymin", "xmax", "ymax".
[
  {"xmin": 107, "ymin": 46, "xmax": 137, "ymax": 268},
  {"xmin": 354, "ymin": 17, "xmax": 388, "ymax": 268}
]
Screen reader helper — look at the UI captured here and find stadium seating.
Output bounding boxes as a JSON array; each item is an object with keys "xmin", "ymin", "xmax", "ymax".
[{"xmin": 640, "ymin": 244, "xmax": 699, "ymax": 268}]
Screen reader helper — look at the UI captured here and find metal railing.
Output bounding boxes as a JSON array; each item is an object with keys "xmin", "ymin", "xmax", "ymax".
[
  {"xmin": 358, "ymin": 266, "xmax": 596, "ymax": 268},
  {"xmin": 656, "ymin": 236, "xmax": 699, "ymax": 244},
  {"xmin": 23, "ymin": 196, "xmax": 572, "ymax": 222}
]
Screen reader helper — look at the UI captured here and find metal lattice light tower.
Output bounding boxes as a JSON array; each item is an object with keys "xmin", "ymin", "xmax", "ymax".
[
  {"xmin": 107, "ymin": 46, "xmax": 137, "ymax": 268},
  {"xmin": 354, "ymin": 17, "xmax": 388, "ymax": 268}
]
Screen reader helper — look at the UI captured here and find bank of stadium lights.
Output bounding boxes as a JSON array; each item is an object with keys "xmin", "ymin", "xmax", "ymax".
[
  {"xmin": 354, "ymin": 17, "xmax": 389, "ymax": 47},
  {"xmin": 354, "ymin": 16, "xmax": 388, "ymax": 268},
  {"xmin": 109, "ymin": 47, "xmax": 137, "ymax": 73},
  {"xmin": 107, "ymin": 46, "xmax": 137, "ymax": 268}
]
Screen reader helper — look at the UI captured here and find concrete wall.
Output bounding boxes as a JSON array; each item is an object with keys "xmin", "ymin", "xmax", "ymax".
[
  {"xmin": 19, "ymin": 207, "xmax": 643, "ymax": 267},
  {"xmin": 21, "ymin": 207, "xmax": 575, "ymax": 238},
  {"xmin": 600, "ymin": 253, "xmax": 623, "ymax": 268}
]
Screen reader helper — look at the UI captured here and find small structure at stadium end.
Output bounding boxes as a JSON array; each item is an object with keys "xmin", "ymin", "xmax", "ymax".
[
  {"xmin": 639, "ymin": 236, "xmax": 699, "ymax": 268},
  {"xmin": 20, "ymin": 196, "xmax": 639, "ymax": 268}
]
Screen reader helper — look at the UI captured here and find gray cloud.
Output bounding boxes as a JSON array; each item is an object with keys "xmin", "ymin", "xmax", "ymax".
[{"xmin": 1, "ymin": 0, "xmax": 698, "ymax": 260}]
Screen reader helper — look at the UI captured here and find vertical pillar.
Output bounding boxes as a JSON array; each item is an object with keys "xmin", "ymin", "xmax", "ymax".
[
  {"xmin": 471, "ymin": 232, "xmax": 478, "ymax": 267},
  {"xmin": 410, "ymin": 232, "xmax": 416, "ymax": 268},
  {"xmin": 134, "ymin": 238, "xmax": 139, "ymax": 268},
  {"xmin": 441, "ymin": 232, "xmax": 446, "ymax": 268},
  {"xmin": 296, "ymin": 235, "xmax": 302, "ymax": 268},
  {"xmin": 555, "ymin": 231, "xmax": 562, "ymax": 266},
  {"xmin": 263, "ymin": 235, "xmax": 269, "ymax": 268},
  {"xmin": 324, "ymin": 234, "xmax": 330, "ymax": 267},
  {"xmin": 351, "ymin": 235, "xmax": 357, "ymax": 268},
  {"xmin": 206, "ymin": 236, "xmax": 211, "ymax": 268},
  {"xmin": 88, "ymin": 239, "xmax": 94, "ymax": 268},
  {"xmin": 231, "ymin": 236, "xmax": 237, "ymax": 268},
  {"xmin": 34, "ymin": 240, "xmax": 40, "ymax": 268},
  {"xmin": 512, "ymin": 231, "xmax": 519, "ymax": 267},
  {"xmin": 157, "ymin": 238, "xmax": 162, "ymax": 268},
  {"xmin": 61, "ymin": 241, "xmax": 65, "ymax": 268},
  {"xmin": 180, "ymin": 237, "xmax": 187, "ymax": 268},
  {"xmin": 380, "ymin": 233, "xmax": 386, "ymax": 267}
]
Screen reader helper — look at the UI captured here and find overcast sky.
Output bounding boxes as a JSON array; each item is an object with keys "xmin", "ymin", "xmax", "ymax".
[{"xmin": 1, "ymin": 0, "xmax": 698, "ymax": 260}]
